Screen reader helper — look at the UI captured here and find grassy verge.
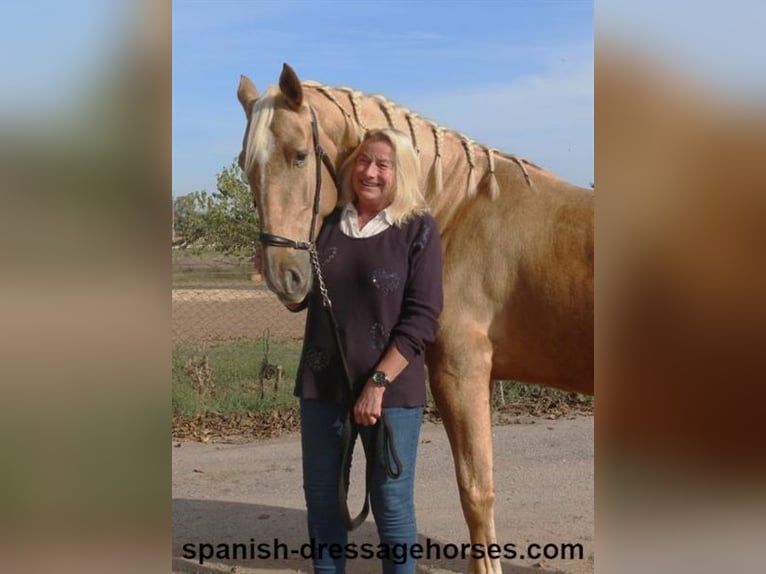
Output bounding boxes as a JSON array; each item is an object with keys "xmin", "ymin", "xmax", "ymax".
[
  {"xmin": 492, "ymin": 380, "xmax": 593, "ymax": 413},
  {"xmin": 172, "ymin": 339, "xmax": 303, "ymax": 416},
  {"xmin": 172, "ymin": 339, "xmax": 592, "ymax": 442}
]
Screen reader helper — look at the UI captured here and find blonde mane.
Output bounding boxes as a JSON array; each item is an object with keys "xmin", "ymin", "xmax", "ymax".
[{"xmin": 301, "ymin": 81, "xmax": 537, "ymax": 203}]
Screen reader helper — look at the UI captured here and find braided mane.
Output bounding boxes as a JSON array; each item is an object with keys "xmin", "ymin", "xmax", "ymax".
[{"xmin": 301, "ymin": 81, "xmax": 537, "ymax": 203}]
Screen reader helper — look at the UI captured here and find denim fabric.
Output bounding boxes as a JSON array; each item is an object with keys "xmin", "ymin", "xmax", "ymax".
[{"xmin": 300, "ymin": 398, "xmax": 423, "ymax": 574}]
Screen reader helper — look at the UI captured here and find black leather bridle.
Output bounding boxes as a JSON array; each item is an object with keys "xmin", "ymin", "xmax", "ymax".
[{"xmin": 257, "ymin": 106, "xmax": 338, "ymax": 250}]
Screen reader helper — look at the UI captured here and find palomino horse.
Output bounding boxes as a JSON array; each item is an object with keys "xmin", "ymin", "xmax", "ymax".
[{"xmin": 237, "ymin": 64, "xmax": 593, "ymax": 574}]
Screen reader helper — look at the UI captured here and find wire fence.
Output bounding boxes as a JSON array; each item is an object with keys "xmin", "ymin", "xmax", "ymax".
[
  {"xmin": 172, "ymin": 285, "xmax": 306, "ymax": 346},
  {"xmin": 171, "ymin": 254, "xmax": 593, "ymax": 417},
  {"xmin": 172, "ymin": 251, "xmax": 303, "ymax": 343}
]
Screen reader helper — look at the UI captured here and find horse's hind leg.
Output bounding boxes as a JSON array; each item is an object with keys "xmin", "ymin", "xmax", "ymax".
[{"xmin": 428, "ymin": 328, "xmax": 500, "ymax": 574}]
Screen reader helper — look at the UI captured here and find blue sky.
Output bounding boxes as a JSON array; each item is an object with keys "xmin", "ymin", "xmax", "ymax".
[{"xmin": 172, "ymin": 0, "xmax": 594, "ymax": 197}]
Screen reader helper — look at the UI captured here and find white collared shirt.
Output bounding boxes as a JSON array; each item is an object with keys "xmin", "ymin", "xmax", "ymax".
[{"xmin": 339, "ymin": 203, "xmax": 394, "ymax": 238}]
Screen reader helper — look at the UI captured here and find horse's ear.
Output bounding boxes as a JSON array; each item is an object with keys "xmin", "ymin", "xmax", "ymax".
[
  {"xmin": 237, "ymin": 75, "xmax": 259, "ymax": 118},
  {"xmin": 279, "ymin": 63, "xmax": 303, "ymax": 109}
]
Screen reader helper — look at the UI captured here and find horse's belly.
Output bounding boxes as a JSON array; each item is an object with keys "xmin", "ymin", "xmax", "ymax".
[{"xmin": 488, "ymin": 311, "xmax": 594, "ymax": 393}]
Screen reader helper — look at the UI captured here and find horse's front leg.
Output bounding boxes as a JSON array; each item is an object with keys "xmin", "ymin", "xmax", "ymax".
[{"xmin": 428, "ymin": 325, "xmax": 500, "ymax": 574}]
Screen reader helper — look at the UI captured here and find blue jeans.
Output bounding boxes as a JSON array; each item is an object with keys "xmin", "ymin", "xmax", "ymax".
[{"xmin": 300, "ymin": 399, "xmax": 423, "ymax": 574}]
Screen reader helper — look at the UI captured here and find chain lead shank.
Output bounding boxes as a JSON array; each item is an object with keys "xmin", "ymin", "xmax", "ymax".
[{"xmin": 309, "ymin": 244, "xmax": 331, "ymax": 309}]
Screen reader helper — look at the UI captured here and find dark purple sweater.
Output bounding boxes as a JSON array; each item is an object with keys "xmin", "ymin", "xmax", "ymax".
[{"xmin": 294, "ymin": 208, "xmax": 443, "ymax": 407}]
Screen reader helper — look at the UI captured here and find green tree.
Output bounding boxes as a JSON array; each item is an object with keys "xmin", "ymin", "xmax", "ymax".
[
  {"xmin": 206, "ymin": 160, "xmax": 259, "ymax": 256},
  {"xmin": 173, "ymin": 160, "xmax": 259, "ymax": 257},
  {"xmin": 172, "ymin": 190, "xmax": 212, "ymax": 250}
]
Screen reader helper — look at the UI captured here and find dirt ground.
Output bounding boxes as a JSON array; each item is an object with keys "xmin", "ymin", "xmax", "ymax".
[{"xmin": 172, "ymin": 414, "xmax": 594, "ymax": 574}]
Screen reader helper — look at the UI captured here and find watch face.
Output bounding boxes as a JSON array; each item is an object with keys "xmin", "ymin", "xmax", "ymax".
[{"xmin": 372, "ymin": 371, "xmax": 388, "ymax": 386}]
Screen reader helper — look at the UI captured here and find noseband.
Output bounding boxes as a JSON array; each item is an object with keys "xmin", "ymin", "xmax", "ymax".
[{"xmin": 257, "ymin": 106, "xmax": 337, "ymax": 250}]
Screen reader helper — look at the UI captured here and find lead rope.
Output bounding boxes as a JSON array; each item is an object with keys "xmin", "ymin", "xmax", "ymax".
[{"xmin": 308, "ymin": 245, "xmax": 402, "ymax": 531}]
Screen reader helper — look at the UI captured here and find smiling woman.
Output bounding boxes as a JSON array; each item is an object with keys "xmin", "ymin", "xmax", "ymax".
[{"xmin": 283, "ymin": 126, "xmax": 444, "ymax": 574}]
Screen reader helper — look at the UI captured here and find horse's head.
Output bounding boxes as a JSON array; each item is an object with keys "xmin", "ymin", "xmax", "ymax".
[{"xmin": 237, "ymin": 64, "xmax": 339, "ymax": 310}]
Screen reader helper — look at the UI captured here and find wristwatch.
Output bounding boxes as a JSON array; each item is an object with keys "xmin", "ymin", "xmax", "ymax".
[{"xmin": 371, "ymin": 370, "xmax": 391, "ymax": 389}]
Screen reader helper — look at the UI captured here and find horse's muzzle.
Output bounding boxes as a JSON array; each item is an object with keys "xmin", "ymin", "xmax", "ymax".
[{"xmin": 263, "ymin": 251, "xmax": 312, "ymax": 308}]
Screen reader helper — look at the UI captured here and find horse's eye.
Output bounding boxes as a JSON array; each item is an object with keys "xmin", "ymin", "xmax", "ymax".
[{"xmin": 294, "ymin": 151, "xmax": 308, "ymax": 167}]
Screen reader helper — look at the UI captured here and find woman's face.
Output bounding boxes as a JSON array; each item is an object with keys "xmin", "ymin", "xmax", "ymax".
[{"xmin": 352, "ymin": 139, "xmax": 395, "ymax": 212}]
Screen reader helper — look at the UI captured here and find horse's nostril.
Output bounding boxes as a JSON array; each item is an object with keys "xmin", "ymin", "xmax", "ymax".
[{"xmin": 285, "ymin": 268, "xmax": 304, "ymax": 292}]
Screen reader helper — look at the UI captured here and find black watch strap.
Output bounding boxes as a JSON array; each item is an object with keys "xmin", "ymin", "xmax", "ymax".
[{"xmin": 371, "ymin": 370, "xmax": 391, "ymax": 388}]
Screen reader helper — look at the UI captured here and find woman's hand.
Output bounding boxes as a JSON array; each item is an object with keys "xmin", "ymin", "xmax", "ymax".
[{"xmin": 353, "ymin": 381, "xmax": 386, "ymax": 426}]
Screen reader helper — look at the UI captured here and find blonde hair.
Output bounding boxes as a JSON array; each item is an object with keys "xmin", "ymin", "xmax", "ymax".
[{"xmin": 338, "ymin": 128, "xmax": 428, "ymax": 226}]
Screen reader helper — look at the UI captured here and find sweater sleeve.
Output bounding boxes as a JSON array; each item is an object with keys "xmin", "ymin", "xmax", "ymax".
[{"xmin": 390, "ymin": 215, "xmax": 444, "ymax": 362}]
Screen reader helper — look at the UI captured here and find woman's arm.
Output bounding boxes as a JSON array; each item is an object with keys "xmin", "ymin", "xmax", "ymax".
[{"xmin": 389, "ymin": 215, "xmax": 443, "ymax": 362}]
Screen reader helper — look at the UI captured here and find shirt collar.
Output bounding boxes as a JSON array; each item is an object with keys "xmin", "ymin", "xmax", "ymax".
[
  {"xmin": 342, "ymin": 202, "xmax": 394, "ymax": 225},
  {"xmin": 340, "ymin": 202, "xmax": 394, "ymax": 238}
]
